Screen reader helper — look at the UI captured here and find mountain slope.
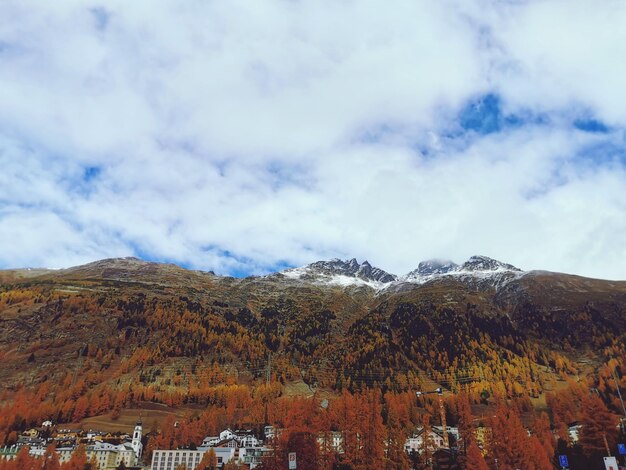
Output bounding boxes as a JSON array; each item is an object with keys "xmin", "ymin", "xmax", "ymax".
[{"xmin": 0, "ymin": 256, "xmax": 625, "ymax": 405}]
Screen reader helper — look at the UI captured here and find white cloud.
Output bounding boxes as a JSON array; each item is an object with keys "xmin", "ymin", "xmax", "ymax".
[{"xmin": 0, "ymin": 0, "xmax": 625, "ymax": 280}]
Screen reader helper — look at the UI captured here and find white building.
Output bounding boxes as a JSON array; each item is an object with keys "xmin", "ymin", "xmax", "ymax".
[
  {"xmin": 405, "ymin": 427, "xmax": 447, "ymax": 454},
  {"xmin": 131, "ymin": 420, "xmax": 143, "ymax": 459},
  {"xmin": 58, "ymin": 442, "xmax": 138, "ymax": 470},
  {"xmin": 568, "ymin": 423, "xmax": 583, "ymax": 444},
  {"xmin": 433, "ymin": 426, "xmax": 459, "ymax": 442},
  {"xmin": 318, "ymin": 431, "xmax": 344, "ymax": 454},
  {"xmin": 201, "ymin": 435, "xmax": 220, "ymax": 447},
  {"xmin": 151, "ymin": 448, "xmax": 235, "ymax": 470},
  {"xmin": 219, "ymin": 429, "xmax": 236, "ymax": 441},
  {"xmin": 239, "ymin": 446, "xmax": 272, "ymax": 469},
  {"xmin": 235, "ymin": 430, "xmax": 260, "ymax": 447},
  {"xmin": 264, "ymin": 425, "xmax": 275, "ymax": 440},
  {"xmin": 201, "ymin": 428, "xmax": 260, "ymax": 449}
]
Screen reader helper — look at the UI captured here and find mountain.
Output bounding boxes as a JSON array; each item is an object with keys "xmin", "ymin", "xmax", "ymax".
[
  {"xmin": 408, "ymin": 259, "xmax": 459, "ymax": 276},
  {"xmin": 279, "ymin": 258, "xmax": 397, "ymax": 287},
  {"xmin": 0, "ymin": 255, "xmax": 625, "ymax": 418},
  {"xmin": 279, "ymin": 255, "xmax": 524, "ymax": 292}
]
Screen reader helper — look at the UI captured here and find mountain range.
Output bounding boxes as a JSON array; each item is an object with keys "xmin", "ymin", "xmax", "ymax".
[
  {"xmin": 278, "ymin": 255, "xmax": 523, "ymax": 290},
  {"xmin": 1, "ymin": 255, "xmax": 625, "ymax": 402}
]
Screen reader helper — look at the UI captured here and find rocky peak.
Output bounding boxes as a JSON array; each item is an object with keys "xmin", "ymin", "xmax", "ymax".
[
  {"xmin": 460, "ymin": 255, "xmax": 521, "ymax": 272},
  {"xmin": 414, "ymin": 259, "xmax": 459, "ymax": 276},
  {"xmin": 284, "ymin": 258, "xmax": 397, "ymax": 285}
]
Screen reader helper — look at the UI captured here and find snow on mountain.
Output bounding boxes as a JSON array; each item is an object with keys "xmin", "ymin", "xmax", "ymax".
[
  {"xmin": 281, "ymin": 258, "xmax": 398, "ymax": 289},
  {"xmin": 278, "ymin": 255, "xmax": 525, "ymax": 291},
  {"xmin": 401, "ymin": 255, "xmax": 524, "ymax": 289},
  {"xmin": 459, "ymin": 255, "xmax": 521, "ymax": 273},
  {"xmin": 405, "ymin": 259, "xmax": 459, "ymax": 277}
]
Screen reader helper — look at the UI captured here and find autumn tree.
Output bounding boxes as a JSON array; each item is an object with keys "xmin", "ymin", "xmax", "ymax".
[
  {"xmin": 488, "ymin": 402, "xmax": 551, "ymax": 470},
  {"xmin": 42, "ymin": 445, "xmax": 61, "ymax": 470},
  {"xmin": 384, "ymin": 392, "xmax": 410, "ymax": 470},
  {"xmin": 456, "ymin": 392, "xmax": 475, "ymax": 451},
  {"xmin": 532, "ymin": 412, "xmax": 555, "ymax": 460},
  {"xmin": 578, "ymin": 393, "xmax": 617, "ymax": 457},
  {"xmin": 286, "ymin": 432, "xmax": 319, "ymax": 470},
  {"xmin": 197, "ymin": 448, "xmax": 217, "ymax": 470},
  {"xmin": 465, "ymin": 442, "xmax": 488, "ymax": 470},
  {"xmin": 62, "ymin": 444, "xmax": 88, "ymax": 470},
  {"xmin": 12, "ymin": 446, "xmax": 37, "ymax": 470}
]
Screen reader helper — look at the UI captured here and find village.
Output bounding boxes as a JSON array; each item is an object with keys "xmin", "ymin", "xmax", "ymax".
[{"xmin": 0, "ymin": 415, "xmax": 594, "ymax": 470}]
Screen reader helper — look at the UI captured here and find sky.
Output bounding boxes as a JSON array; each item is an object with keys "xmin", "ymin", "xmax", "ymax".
[{"xmin": 1, "ymin": 0, "xmax": 625, "ymax": 280}]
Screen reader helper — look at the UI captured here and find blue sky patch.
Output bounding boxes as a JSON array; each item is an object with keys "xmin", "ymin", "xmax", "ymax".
[
  {"xmin": 574, "ymin": 118, "xmax": 610, "ymax": 134},
  {"xmin": 83, "ymin": 166, "xmax": 101, "ymax": 182},
  {"xmin": 459, "ymin": 93, "xmax": 502, "ymax": 134},
  {"xmin": 575, "ymin": 140, "xmax": 626, "ymax": 168},
  {"xmin": 90, "ymin": 7, "xmax": 110, "ymax": 31},
  {"xmin": 457, "ymin": 93, "xmax": 549, "ymax": 137}
]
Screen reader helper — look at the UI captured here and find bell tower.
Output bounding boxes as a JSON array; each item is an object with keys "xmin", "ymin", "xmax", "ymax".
[{"xmin": 131, "ymin": 418, "xmax": 143, "ymax": 458}]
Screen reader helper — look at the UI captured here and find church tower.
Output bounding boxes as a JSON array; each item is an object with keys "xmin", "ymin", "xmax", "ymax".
[{"xmin": 131, "ymin": 419, "xmax": 143, "ymax": 458}]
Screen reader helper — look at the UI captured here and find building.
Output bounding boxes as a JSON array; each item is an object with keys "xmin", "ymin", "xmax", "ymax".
[
  {"xmin": 235, "ymin": 430, "xmax": 260, "ymax": 447},
  {"xmin": 404, "ymin": 427, "xmax": 448, "ymax": 454},
  {"xmin": 131, "ymin": 420, "xmax": 143, "ymax": 459},
  {"xmin": 201, "ymin": 435, "xmax": 220, "ymax": 447},
  {"xmin": 433, "ymin": 426, "xmax": 460, "ymax": 442},
  {"xmin": 239, "ymin": 446, "xmax": 272, "ymax": 469},
  {"xmin": 201, "ymin": 428, "xmax": 261, "ymax": 449},
  {"xmin": 264, "ymin": 425, "xmax": 275, "ymax": 440},
  {"xmin": 23, "ymin": 428, "xmax": 40, "ymax": 438},
  {"xmin": 568, "ymin": 423, "xmax": 583, "ymax": 444},
  {"xmin": 58, "ymin": 442, "xmax": 138, "ymax": 470},
  {"xmin": 0, "ymin": 446, "xmax": 17, "ymax": 461},
  {"xmin": 318, "ymin": 431, "xmax": 344, "ymax": 454},
  {"xmin": 150, "ymin": 448, "xmax": 236, "ymax": 470}
]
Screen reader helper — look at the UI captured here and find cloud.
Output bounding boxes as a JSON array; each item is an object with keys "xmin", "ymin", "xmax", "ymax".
[{"xmin": 1, "ymin": 0, "xmax": 625, "ymax": 280}]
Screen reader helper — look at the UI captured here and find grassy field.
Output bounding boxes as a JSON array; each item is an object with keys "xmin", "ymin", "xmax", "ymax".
[{"xmin": 74, "ymin": 402, "xmax": 195, "ymax": 433}]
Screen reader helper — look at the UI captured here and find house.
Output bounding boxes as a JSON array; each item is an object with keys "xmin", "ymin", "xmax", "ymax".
[
  {"xmin": 433, "ymin": 426, "xmax": 460, "ymax": 442},
  {"xmin": 405, "ymin": 426, "xmax": 448, "ymax": 454},
  {"xmin": 219, "ymin": 429, "xmax": 237, "ymax": 442},
  {"xmin": 202, "ymin": 428, "xmax": 261, "ymax": 449},
  {"xmin": 239, "ymin": 446, "xmax": 272, "ymax": 469},
  {"xmin": 568, "ymin": 423, "xmax": 583, "ymax": 444},
  {"xmin": 201, "ymin": 435, "xmax": 220, "ymax": 447},
  {"xmin": 214, "ymin": 438, "xmax": 239, "ymax": 449},
  {"xmin": 16, "ymin": 436, "xmax": 47, "ymax": 448},
  {"xmin": 55, "ymin": 429, "xmax": 81, "ymax": 441},
  {"xmin": 22, "ymin": 428, "xmax": 40, "ymax": 438},
  {"xmin": 235, "ymin": 430, "xmax": 260, "ymax": 447},
  {"xmin": 86, "ymin": 430, "xmax": 107, "ymax": 441},
  {"xmin": 317, "ymin": 431, "xmax": 344, "ymax": 454},
  {"xmin": 264, "ymin": 425, "xmax": 275, "ymax": 440}
]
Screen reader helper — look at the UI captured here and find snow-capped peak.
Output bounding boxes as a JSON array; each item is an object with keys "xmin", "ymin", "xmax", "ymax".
[
  {"xmin": 280, "ymin": 258, "xmax": 397, "ymax": 288},
  {"xmin": 407, "ymin": 259, "xmax": 459, "ymax": 277},
  {"xmin": 459, "ymin": 255, "xmax": 521, "ymax": 273},
  {"xmin": 401, "ymin": 255, "xmax": 523, "ymax": 289},
  {"xmin": 279, "ymin": 255, "xmax": 523, "ymax": 292}
]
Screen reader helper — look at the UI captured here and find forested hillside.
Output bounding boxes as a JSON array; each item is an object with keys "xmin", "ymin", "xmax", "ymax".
[{"xmin": 1, "ymin": 257, "xmax": 625, "ymax": 469}]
